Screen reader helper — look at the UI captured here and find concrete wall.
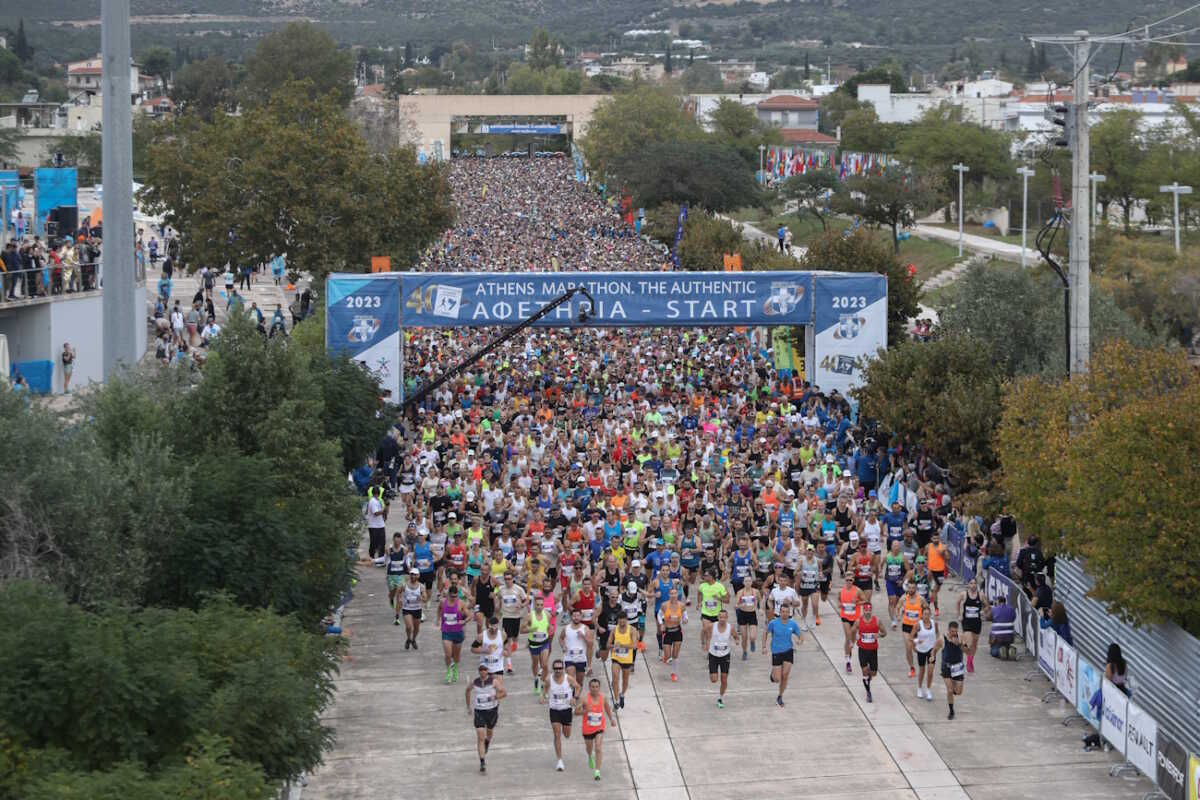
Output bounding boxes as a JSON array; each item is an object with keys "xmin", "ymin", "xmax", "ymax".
[
  {"xmin": 405, "ymin": 95, "xmax": 607, "ymax": 161},
  {"xmin": 0, "ymin": 287, "xmax": 145, "ymax": 393},
  {"xmin": 0, "ymin": 301, "xmax": 51, "ymax": 368},
  {"xmin": 857, "ymin": 84, "xmax": 940, "ymax": 124}
]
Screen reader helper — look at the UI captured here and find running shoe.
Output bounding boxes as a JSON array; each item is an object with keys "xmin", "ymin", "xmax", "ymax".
[
  {"xmin": 776, "ymin": 695, "xmax": 785, "ymax": 707},
  {"xmin": 866, "ymin": 689, "xmax": 873, "ymax": 703},
  {"xmin": 845, "ymin": 661, "xmax": 852, "ymax": 674},
  {"xmin": 618, "ymin": 694, "xmax": 625, "ymax": 709},
  {"xmin": 814, "ymin": 617, "xmax": 821, "ymax": 626},
  {"xmin": 451, "ymin": 663, "xmax": 460, "ymax": 683},
  {"xmin": 411, "ymin": 640, "xmax": 418, "ymax": 650},
  {"xmin": 891, "ymin": 620, "xmax": 898, "ymax": 629},
  {"xmin": 395, "ymin": 618, "xmax": 402, "ymax": 627},
  {"xmin": 445, "ymin": 667, "xmax": 453, "ymax": 684},
  {"xmin": 594, "ymin": 769, "xmax": 601, "ymax": 781},
  {"xmin": 742, "ymin": 651, "xmax": 748, "ymax": 661},
  {"xmin": 750, "ymin": 640, "xmax": 756, "ymax": 652},
  {"xmin": 480, "ymin": 760, "xmax": 486, "ymax": 773},
  {"xmin": 556, "ymin": 759, "xmax": 564, "ymax": 772},
  {"xmin": 947, "ymin": 706, "xmax": 955, "ymax": 719},
  {"xmin": 636, "ymin": 641, "xmax": 646, "ymax": 652},
  {"xmin": 670, "ymin": 672, "xmax": 677, "ymax": 682},
  {"xmin": 717, "ymin": 698, "xmax": 724, "ymax": 709}
]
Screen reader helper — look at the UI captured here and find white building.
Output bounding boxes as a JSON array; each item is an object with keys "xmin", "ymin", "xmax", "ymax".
[{"xmin": 856, "ymin": 84, "xmax": 940, "ymax": 124}]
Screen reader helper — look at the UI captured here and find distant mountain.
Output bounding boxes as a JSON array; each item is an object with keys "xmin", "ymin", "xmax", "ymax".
[{"xmin": 7, "ymin": 0, "xmax": 1194, "ymax": 76}]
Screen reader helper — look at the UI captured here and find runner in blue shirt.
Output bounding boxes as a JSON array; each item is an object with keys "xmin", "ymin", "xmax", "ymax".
[{"xmin": 764, "ymin": 604, "xmax": 806, "ymax": 706}]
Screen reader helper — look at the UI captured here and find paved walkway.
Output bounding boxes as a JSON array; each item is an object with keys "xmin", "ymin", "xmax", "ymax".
[
  {"xmin": 303, "ymin": 522, "xmax": 1154, "ymax": 800},
  {"xmin": 911, "ymin": 224, "xmax": 1041, "ymax": 266}
]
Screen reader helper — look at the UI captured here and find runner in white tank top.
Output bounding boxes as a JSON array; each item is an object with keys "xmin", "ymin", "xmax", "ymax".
[
  {"xmin": 911, "ymin": 609, "xmax": 938, "ymax": 701},
  {"xmin": 546, "ymin": 659, "xmax": 580, "ymax": 772}
]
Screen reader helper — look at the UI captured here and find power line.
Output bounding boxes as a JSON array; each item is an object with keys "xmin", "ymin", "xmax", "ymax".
[{"xmin": 1091, "ymin": 1, "xmax": 1200, "ymax": 40}]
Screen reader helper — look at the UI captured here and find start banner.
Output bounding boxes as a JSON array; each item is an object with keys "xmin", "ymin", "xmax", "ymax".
[{"xmin": 326, "ymin": 274, "xmax": 402, "ymax": 402}]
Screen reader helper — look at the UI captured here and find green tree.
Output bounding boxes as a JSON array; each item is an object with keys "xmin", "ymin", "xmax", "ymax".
[
  {"xmin": 708, "ymin": 97, "xmax": 782, "ymax": 168},
  {"xmin": 0, "ymin": 46, "xmax": 22, "ymax": 85},
  {"xmin": 839, "ymin": 106, "xmax": 901, "ymax": 153},
  {"xmin": 13, "ymin": 18, "xmax": 32, "ymax": 62},
  {"xmin": 897, "ymin": 104, "xmax": 1013, "ymax": 207},
  {"xmin": 580, "ymin": 85, "xmax": 703, "ymax": 179},
  {"xmin": 242, "ymin": 22, "xmax": 354, "ymax": 108},
  {"xmin": 854, "ymin": 333, "xmax": 1005, "ymax": 489},
  {"xmin": 801, "ymin": 228, "xmax": 921, "ymax": 345},
  {"xmin": 1090, "ymin": 109, "xmax": 1150, "ymax": 232},
  {"xmin": 840, "ymin": 65, "xmax": 906, "ymax": 96},
  {"xmin": 937, "ymin": 259, "xmax": 1164, "ymax": 376},
  {"xmin": 1092, "ymin": 235, "xmax": 1200, "ymax": 349},
  {"xmin": 780, "ymin": 169, "xmax": 839, "ymax": 231},
  {"xmin": 835, "ymin": 166, "xmax": 935, "ymax": 253},
  {"xmin": 680, "ymin": 62, "xmax": 726, "ymax": 92},
  {"xmin": 527, "ymin": 27, "xmax": 561, "ymax": 71},
  {"xmin": 0, "ymin": 127, "xmax": 20, "ymax": 167},
  {"xmin": 142, "ymin": 81, "xmax": 453, "ymax": 283},
  {"xmin": 996, "ymin": 341, "xmax": 1199, "ymax": 633},
  {"xmin": 769, "ymin": 66, "xmax": 806, "ymax": 90},
  {"xmin": 404, "ymin": 41, "xmax": 414, "ymax": 67},
  {"xmin": 664, "ymin": 44, "xmax": 673, "ymax": 75},
  {"xmin": 44, "ymin": 131, "xmax": 101, "ymax": 184},
  {"xmin": 818, "ymin": 91, "xmax": 870, "ymax": 136},
  {"xmin": 171, "ymin": 56, "xmax": 236, "ymax": 121},
  {"xmin": 0, "ymin": 582, "xmax": 337, "ymax": 786},
  {"xmin": 139, "ymin": 46, "xmax": 172, "ymax": 91},
  {"xmin": 611, "ymin": 140, "xmax": 761, "ymax": 212}
]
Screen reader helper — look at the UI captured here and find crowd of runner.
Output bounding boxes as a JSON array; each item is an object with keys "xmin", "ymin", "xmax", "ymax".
[{"xmin": 368, "ymin": 157, "xmax": 983, "ymax": 778}]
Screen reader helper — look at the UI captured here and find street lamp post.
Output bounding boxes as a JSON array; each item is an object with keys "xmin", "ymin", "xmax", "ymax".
[
  {"xmin": 1017, "ymin": 166, "xmax": 1035, "ymax": 268},
  {"xmin": 1159, "ymin": 183, "xmax": 1193, "ymax": 254},
  {"xmin": 952, "ymin": 163, "xmax": 970, "ymax": 257},
  {"xmin": 1089, "ymin": 172, "xmax": 1106, "ymax": 238},
  {"xmin": 758, "ymin": 143, "xmax": 766, "ymax": 186}
]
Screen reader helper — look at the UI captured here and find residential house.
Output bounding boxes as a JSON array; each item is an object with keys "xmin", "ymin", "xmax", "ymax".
[
  {"xmin": 755, "ymin": 94, "xmax": 819, "ymax": 129},
  {"xmin": 856, "ymin": 84, "xmax": 939, "ymax": 124}
]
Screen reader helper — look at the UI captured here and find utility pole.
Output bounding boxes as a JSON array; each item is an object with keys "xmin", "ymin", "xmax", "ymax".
[
  {"xmin": 952, "ymin": 163, "xmax": 969, "ymax": 257},
  {"xmin": 1068, "ymin": 32, "xmax": 1091, "ymax": 377},
  {"xmin": 1089, "ymin": 172, "xmax": 1106, "ymax": 237},
  {"xmin": 1159, "ymin": 182, "xmax": 1193, "ymax": 254},
  {"xmin": 101, "ymin": 0, "xmax": 137, "ymax": 377},
  {"xmin": 1017, "ymin": 166, "xmax": 1035, "ymax": 268}
]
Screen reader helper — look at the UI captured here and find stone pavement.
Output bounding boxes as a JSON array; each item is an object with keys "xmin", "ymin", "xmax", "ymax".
[{"xmin": 303, "ymin": 524, "xmax": 1153, "ymax": 800}]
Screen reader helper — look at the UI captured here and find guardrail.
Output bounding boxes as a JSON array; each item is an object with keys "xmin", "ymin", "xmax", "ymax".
[{"xmin": 0, "ymin": 260, "xmax": 147, "ymax": 301}]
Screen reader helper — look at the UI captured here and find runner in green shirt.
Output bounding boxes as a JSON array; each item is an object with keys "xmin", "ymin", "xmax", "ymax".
[{"xmin": 697, "ymin": 571, "xmax": 728, "ymax": 653}]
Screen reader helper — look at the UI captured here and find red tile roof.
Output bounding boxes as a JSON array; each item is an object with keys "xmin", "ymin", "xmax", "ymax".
[
  {"xmin": 779, "ymin": 128, "xmax": 836, "ymax": 145},
  {"xmin": 757, "ymin": 94, "xmax": 818, "ymax": 110}
]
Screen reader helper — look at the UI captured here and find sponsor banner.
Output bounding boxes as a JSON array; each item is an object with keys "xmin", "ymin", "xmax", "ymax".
[
  {"xmin": 1126, "ymin": 700, "xmax": 1158, "ymax": 778},
  {"xmin": 1076, "ymin": 656, "xmax": 1103, "ymax": 729},
  {"xmin": 672, "ymin": 204, "xmax": 688, "ymax": 269},
  {"xmin": 481, "ymin": 124, "xmax": 563, "ymax": 135},
  {"xmin": 1038, "ymin": 625, "xmax": 1056, "ymax": 679},
  {"xmin": 326, "ymin": 274, "xmax": 401, "ymax": 402},
  {"xmin": 1101, "ymin": 678, "xmax": 1129, "ymax": 755},
  {"xmin": 941, "ymin": 522, "xmax": 975, "ymax": 583},
  {"xmin": 1189, "ymin": 753, "xmax": 1200, "ymax": 800},
  {"xmin": 1156, "ymin": 731, "xmax": 1187, "ymax": 800},
  {"xmin": 1054, "ymin": 639, "xmax": 1076, "ymax": 702},
  {"xmin": 34, "ymin": 166, "xmax": 78, "ymax": 236},
  {"xmin": 812, "ymin": 274, "xmax": 888, "ymax": 398},
  {"xmin": 396, "ymin": 271, "xmax": 820, "ymax": 328}
]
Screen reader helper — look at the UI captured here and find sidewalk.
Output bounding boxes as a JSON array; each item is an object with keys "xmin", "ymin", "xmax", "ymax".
[
  {"xmin": 912, "ymin": 224, "xmax": 1041, "ymax": 265},
  {"xmin": 303, "ymin": 526, "xmax": 1153, "ymax": 799}
]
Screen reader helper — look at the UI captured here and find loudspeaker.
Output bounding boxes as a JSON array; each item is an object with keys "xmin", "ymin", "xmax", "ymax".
[{"xmin": 53, "ymin": 205, "xmax": 78, "ymax": 234}]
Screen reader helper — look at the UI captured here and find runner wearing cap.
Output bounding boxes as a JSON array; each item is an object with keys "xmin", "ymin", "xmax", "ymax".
[
  {"xmin": 466, "ymin": 662, "xmax": 507, "ymax": 773},
  {"xmin": 854, "ymin": 601, "xmax": 887, "ymax": 702},
  {"xmin": 398, "ymin": 566, "xmax": 427, "ymax": 647},
  {"xmin": 708, "ymin": 607, "xmax": 739, "ymax": 708},
  {"xmin": 849, "ymin": 539, "xmax": 877, "ymax": 603},
  {"xmin": 495, "ymin": 573, "xmax": 528, "ymax": 674},
  {"xmin": 544, "ymin": 658, "xmax": 580, "ymax": 771},
  {"xmin": 577, "ymin": 677, "xmax": 616, "ymax": 781}
]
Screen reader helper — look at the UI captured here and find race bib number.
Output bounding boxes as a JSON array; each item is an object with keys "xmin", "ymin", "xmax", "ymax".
[
  {"xmin": 950, "ymin": 662, "xmax": 965, "ymax": 678},
  {"xmin": 842, "ymin": 602, "xmax": 856, "ymax": 615},
  {"xmin": 615, "ymin": 646, "xmax": 629, "ymax": 657},
  {"xmin": 587, "ymin": 712, "xmax": 602, "ymax": 726},
  {"xmin": 443, "ymin": 612, "xmax": 458, "ymax": 625}
]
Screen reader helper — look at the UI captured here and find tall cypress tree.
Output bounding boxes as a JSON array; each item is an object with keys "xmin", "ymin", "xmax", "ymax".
[
  {"xmin": 14, "ymin": 18, "xmax": 32, "ymax": 62},
  {"xmin": 664, "ymin": 43, "xmax": 673, "ymax": 74}
]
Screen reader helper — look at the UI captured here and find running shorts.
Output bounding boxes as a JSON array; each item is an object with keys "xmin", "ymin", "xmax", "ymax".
[
  {"xmin": 735, "ymin": 609, "xmax": 758, "ymax": 627},
  {"xmin": 771, "ymin": 649, "xmax": 794, "ymax": 666},
  {"xmin": 708, "ymin": 653, "xmax": 731, "ymax": 674},
  {"xmin": 858, "ymin": 648, "xmax": 879, "ymax": 672},
  {"xmin": 549, "ymin": 708, "xmax": 573, "ymax": 726},
  {"xmin": 474, "ymin": 708, "xmax": 498, "ymax": 729}
]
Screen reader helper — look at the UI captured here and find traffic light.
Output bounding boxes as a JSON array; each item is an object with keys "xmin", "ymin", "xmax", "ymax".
[{"xmin": 1043, "ymin": 104, "xmax": 1074, "ymax": 148}]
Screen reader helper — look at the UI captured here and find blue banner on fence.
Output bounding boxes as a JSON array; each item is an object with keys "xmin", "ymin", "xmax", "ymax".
[
  {"xmin": 395, "ymin": 271, "xmax": 826, "ymax": 328},
  {"xmin": 986, "ymin": 567, "xmax": 1038, "ymax": 656},
  {"xmin": 1076, "ymin": 656, "xmax": 1103, "ymax": 729},
  {"xmin": 942, "ymin": 521, "xmax": 975, "ymax": 584},
  {"xmin": 326, "ymin": 274, "xmax": 401, "ymax": 402}
]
